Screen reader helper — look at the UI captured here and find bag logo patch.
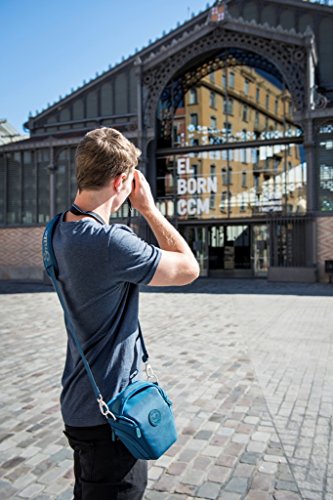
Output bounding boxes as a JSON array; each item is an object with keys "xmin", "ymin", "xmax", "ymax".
[{"xmin": 149, "ymin": 409, "xmax": 161, "ymax": 427}]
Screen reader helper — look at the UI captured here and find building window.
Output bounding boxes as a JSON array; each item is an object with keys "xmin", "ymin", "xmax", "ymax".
[
  {"xmin": 242, "ymin": 171, "xmax": 247, "ymax": 188},
  {"xmin": 254, "ymin": 174, "xmax": 260, "ymax": 193},
  {"xmin": 223, "ymin": 98, "xmax": 233, "ymax": 115},
  {"xmin": 275, "ymin": 98, "xmax": 279, "ymax": 115},
  {"xmin": 210, "ymin": 91, "xmax": 216, "ymax": 108},
  {"xmin": 222, "ymin": 167, "xmax": 232, "ymax": 185},
  {"xmin": 244, "ymin": 78, "xmax": 250, "ymax": 96},
  {"xmin": 224, "ymin": 122, "xmax": 232, "ymax": 135},
  {"xmin": 222, "ymin": 149, "xmax": 233, "ymax": 161},
  {"xmin": 220, "ymin": 191, "xmax": 227, "ymax": 211},
  {"xmin": 190, "ymin": 113, "xmax": 198, "ymax": 127},
  {"xmin": 255, "ymin": 111, "xmax": 259, "ymax": 129},
  {"xmin": 209, "ymin": 72, "xmax": 215, "ymax": 83},
  {"xmin": 240, "ymin": 195, "xmax": 246, "ymax": 212},
  {"xmin": 242, "ymin": 104, "xmax": 249, "ymax": 122},
  {"xmin": 210, "ymin": 116, "xmax": 217, "ymax": 130},
  {"xmin": 256, "ymin": 87, "xmax": 260, "ymax": 104},
  {"xmin": 222, "ymin": 72, "xmax": 226, "ymax": 88},
  {"xmin": 222, "ymin": 168, "xmax": 228, "ymax": 185},
  {"xmin": 210, "ymin": 164, "xmax": 216, "ymax": 209},
  {"xmin": 229, "ymin": 72, "xmax": 235, "ymax": 88},
  {"xmin": 189, "ymin": 88, "xmax": 198, "ymax": 105},
  {"xmin": 266, "ymin": 93, "xmax": 270, "ymax": 109}
]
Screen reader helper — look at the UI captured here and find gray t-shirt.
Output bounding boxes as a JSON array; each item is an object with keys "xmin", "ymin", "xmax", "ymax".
[{"xmin": 53, "ymin": 213, "xmax": 161, "ymax": 427}]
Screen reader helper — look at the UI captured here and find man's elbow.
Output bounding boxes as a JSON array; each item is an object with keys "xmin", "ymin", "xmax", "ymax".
[{"xmin": 183, "ymin": 260, "xmax": 200, "ymax": 284}]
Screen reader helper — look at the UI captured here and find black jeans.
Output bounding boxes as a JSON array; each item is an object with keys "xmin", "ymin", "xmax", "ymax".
[{"xmin": 64, "ymin": 423, "xmax": 147, "ymax": 500}]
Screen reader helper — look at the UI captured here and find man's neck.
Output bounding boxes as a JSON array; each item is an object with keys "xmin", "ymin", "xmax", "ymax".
[{"xmin": 72, "ymin": 188, "xmax": 115, "ymax": 225}]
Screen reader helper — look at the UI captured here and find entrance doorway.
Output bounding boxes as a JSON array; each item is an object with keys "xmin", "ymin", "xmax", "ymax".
[
  {"xmin": 181, "ymin": 223, "xmax": 270, "ymax": 277},
  {"xmin": 208, "ymin": 225, "xmax": 251, "ymax": 277}
]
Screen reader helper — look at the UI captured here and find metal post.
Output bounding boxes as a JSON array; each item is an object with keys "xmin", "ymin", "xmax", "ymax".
[{"xmin": 49, "ymin": 146, "xmax": 57, "ymax": 219}]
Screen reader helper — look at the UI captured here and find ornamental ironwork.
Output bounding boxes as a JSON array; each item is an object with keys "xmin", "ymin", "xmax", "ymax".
[{"xmin": 142, "ymin": 26, "xmax": 308, "ymax": 128}]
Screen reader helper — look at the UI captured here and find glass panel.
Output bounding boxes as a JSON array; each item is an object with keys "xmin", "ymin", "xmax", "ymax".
[
  {"xmin": 318, "ymin": 123, "xmax": 333, "ymax": 212},
  {"xmin": 22, "ymin": 151, "xmax": 37, "ymax": 224},
  {"xmin": 7, "ymin": 152, "xmax": 22, "ymax": 224},
  {"xmin": 157, "ymin": 59, "xmax": 302, "ymax": 149},
  {"xmin": 73, "ymin": 99, "xmax": 84, "ymax": 120},
  {"xmin": 56, "ymin": 149, "xmax": 70, "ymax": 212},
  {"xmin": 101, "ymin": 82, "xmax": 113, "ymax": 116},
  {"xmin": 37, "ymin": 149, "xmax": 50, "ymax": 223},
  {"xmin": 87, "ymin": 91, "xmax": 98, "ymax": 118},
  {"xmin": 180, "ymin": 226, "xmax": 208, "ymax": 276},
  {"xmin": 70, "ymin": 148, "xmax": 77, "ymax": 199},
  {"xmin": 0, "ymin": 155, "xmax": 5, "ymax": 223},
  {"xmin": 156, "ymin": 144, "xmax": 306, "ymax": 220}
]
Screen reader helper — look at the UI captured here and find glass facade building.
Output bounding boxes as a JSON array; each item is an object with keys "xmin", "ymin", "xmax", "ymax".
[{"xmin": 0, "ymin": 0, "xmax": 332, "ymax": 281}]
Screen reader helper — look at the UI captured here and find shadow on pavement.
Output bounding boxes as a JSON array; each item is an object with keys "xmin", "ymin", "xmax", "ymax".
[
  {"xmin": 0, "ymin": 281, "xmax": 54, "ymax": 295},
  {"xmin": 141, "ymin": 278, "xmax": 333, "ymax": 297},
  {"xmin": 1, "ymin": 278, "xmax": 332, "ymax": 297}
]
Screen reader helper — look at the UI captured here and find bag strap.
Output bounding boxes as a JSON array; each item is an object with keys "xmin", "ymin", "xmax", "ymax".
[{"xmin": 42, "ymin": 213, "xmax": 152, "ymax": 419}]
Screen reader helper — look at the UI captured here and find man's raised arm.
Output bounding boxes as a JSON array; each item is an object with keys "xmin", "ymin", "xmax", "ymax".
[{"xmin": 129, "ymin": 170, "xmax": 200, "ymax": 286}]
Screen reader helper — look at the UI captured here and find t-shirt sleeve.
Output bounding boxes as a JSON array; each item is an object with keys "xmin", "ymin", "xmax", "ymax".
[{"xmin": 107, "ymin": 224, "xmax": 162, "ymax": 285}]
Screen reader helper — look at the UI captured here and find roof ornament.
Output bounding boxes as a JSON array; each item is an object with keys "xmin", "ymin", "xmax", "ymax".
[{"xmin": 208, "ymin": 1, "xmax": 228, "ymax": 24}]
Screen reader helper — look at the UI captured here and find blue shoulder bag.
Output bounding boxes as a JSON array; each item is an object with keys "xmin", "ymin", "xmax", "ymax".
[{"xmin": 42, "ymin": 213, "xmax": 177, "ymax": 460}]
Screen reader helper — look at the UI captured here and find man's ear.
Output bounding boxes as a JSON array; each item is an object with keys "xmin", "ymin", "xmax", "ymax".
[{"xmin": 113, "ymin": 173, "xmax": 126, "ymax": 192}]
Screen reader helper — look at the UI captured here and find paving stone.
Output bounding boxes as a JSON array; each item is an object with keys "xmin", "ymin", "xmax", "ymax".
[
  {"xmin": 233, "ymin": 463, "xmax": 255, "ymax": 478},
  {"xmin": 174, "ymin": 482, "xmax": 197, "ymax": 496},
  {"xmin": 148, "ymin": 466, "xmax": 164, "ymax": 481},
  {"xmin": 273, "ymin": 492, "xmax": 302, "ymax": 500},
  {"xmin": 240, "ymin": 452, "xmax": 261, "ymax": 465},
  {"xmin": 216, "ymin": 454, "xmax": 238, "ymax": 468},
  {"xmin": 197, "ymin": 481, "xmax": 222, "ymax": 499},
  {"xmin": 153, "ymin": 473, "xmax": 177, "ymax": 493},
  {"xmin": 0, "ymin": 479, "xmax": 19, "ymax": 499},
  {"xmin": 259, "ymin": 461, "xmax": 279, "ymax": 474},
  {"xmin": 1, "ymin": 456, "xmax": 26, "ymax": 469},
  {"xmin": 244, "ymin": 417, "xmax": 260, "ymax": 425},
  {"xmin": 182, "ymin": 468, "xmax": 206, "ymax": 486},
  {"xmin": 18, "ymin": 482, "xmax": 45, "ymax": 498},
  {"xmin": 224, "ymin": 477, "xmax": 249, "ymax": 494},
  {"xmin": 245, "ymin": 490, "xmax": 270, "ymax": 500},
  {"xmin": 195, "ymin": 430, "xmax": 213, "ymax": 440},
  {"xmin": 275, "ymin": 480, "xmax": 299, "ymax": 493},
  {"xmin": 207, "ymin": 465, "xmax": 232, "ymax": 484},
  {"xmin": 167, "ymin": 462, "xmax": 187, "ymax": 476},
  {"xmin": 193, "ymin": 455, "xmax": 213, "ymax": 469},
  {"xmin": 218, "ymin": 493, "xmax": 242, "ymax": 500},
  {"xmin": 1, "ymin": 280, "xmax": 332, "ymax": 500},
  {"xmin": 247, "ymin": 441, "xmax": 267, "ymax": 453},
  {"xmin": 251, "ymin": 472, "xmax": 274, "ymax": 491}
]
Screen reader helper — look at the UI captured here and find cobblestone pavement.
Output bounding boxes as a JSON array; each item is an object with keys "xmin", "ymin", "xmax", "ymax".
[{"xmin": 0, "ymin": 279, "xmax": 332, "ymax": 499}]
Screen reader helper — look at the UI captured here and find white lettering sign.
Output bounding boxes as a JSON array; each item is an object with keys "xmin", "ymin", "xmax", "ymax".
[{"xmin": 176, "ymin": 158, "xmax": 216, "ymax": 216}]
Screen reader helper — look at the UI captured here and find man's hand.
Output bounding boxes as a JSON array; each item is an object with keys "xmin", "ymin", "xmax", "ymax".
[
  {"xmin": 129, "ymin": 170, "xmax": 199, "ymax": 286},
  {"xmin": 129, "ymin": 170, "xmax": 156, "ymax": 215}
]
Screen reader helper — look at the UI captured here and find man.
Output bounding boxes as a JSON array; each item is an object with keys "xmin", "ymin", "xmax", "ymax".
[{"xmin": 52, "ymin": 127, "xmax": 199, "ymax": 499}]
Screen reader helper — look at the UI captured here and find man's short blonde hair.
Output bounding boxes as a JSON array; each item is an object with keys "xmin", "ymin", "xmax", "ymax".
[{"xmin": 75, "ymin": 127, "xmax": 141, "ymax": 191}]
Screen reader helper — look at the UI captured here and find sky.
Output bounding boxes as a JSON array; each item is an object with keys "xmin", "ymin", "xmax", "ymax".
[{"xmin": 1, "ymin": 0, "xmax": 215, "ymax": 134}]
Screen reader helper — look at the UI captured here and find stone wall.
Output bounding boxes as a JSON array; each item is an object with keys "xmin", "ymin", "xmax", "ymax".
[
  {"xmin": 0, "ymin": 226, "xmax": 45, "ymax": 280},
  {"xmin": 317, "ymin": 216, "xmax": 333, "ymax": 283}
]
